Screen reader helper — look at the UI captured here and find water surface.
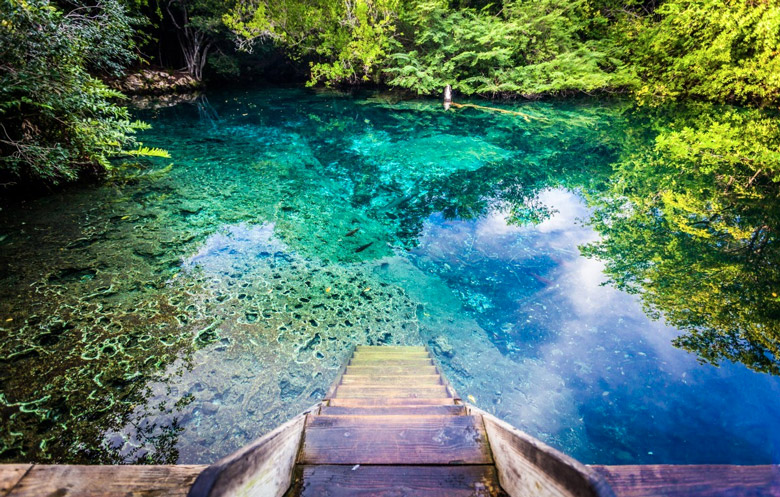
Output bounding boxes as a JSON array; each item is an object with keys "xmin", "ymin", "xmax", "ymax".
[{"xmin": 1, "ymin": 88, "xmax": 778, "ymax": 465}]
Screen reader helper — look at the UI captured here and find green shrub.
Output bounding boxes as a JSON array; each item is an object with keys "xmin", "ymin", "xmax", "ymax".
[{"xmin": 0, "ymin": 0, "xmax": 156, "ymax": 186}]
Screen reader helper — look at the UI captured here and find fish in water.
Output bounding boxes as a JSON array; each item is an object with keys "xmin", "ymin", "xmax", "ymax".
[
  {"xmin": 355, "ymin": 242, "xmax": 373, "ymax": 253},
  {"xmin": 345, "ymin": 228, "xmax": 359, "ymax": 237}
]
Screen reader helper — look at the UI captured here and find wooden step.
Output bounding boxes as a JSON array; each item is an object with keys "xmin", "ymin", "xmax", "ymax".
[
  {"xmin": 289, "ymin": 465, "xmax": 506, "ymax": 497},
  {"xmin": 328, "ymin": 398, "xmax": 456, "ymax": 407},
  {"xmin": 356, "ymin": 346, "xmax": 427, "ymax": 351},
  {"xmin": 320, "ymin": 405, "xmax": 466, "ymax": 416},
  {"xmin": 349, "ymin": 358, "xmax": 433, "ymax": 366},
  {"xmin": 334, "ymin": 385, "xmax": 449, "ymax": 398},
  {"xmin": 352, "ymin": 351, "xmax": 430, "ymax": 359},
  {"xmin": 345, "ymin": 365, "xmax": 438, "ymax": 375},
  {"xmin": 340, "ymin": 375, "xmax": 442, "ymax": 385},
  {"xmin": 301, "ymin": 415, "xmax": 492, "ymax": 465}
]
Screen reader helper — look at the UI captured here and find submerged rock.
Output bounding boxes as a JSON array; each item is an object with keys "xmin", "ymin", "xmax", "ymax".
[
  {"xmin": 201, "ymin": 402, "xmax": 220, "ymax": 415},
  {"xmin": 429, "ymin": 334, "xmax": 455, "ymax": 358}
]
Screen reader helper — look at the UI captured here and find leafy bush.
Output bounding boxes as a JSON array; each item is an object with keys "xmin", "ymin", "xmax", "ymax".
[
  {"xmin": 223, "ymin": 0, "xmax": 400, "ymax": 85},
  {"xmin": 628, "ymin": 0, "xmax": 780, "ymax": 104},
  {"xmin": 0, "ymin": 0, "xmax": 155, "ymax": 186},
  {"xmin": 386, "ymin": 0, "xmax": 635, "ymax": 97}
]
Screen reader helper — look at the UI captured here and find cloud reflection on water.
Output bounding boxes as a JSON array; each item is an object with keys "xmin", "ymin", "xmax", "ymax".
[{"xmin": 413, "ymin": 188, "xmax": 780, "ymax": 464}]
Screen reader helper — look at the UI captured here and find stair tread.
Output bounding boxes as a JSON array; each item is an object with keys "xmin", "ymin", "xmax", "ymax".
[
  {"xmin": 349, "ymin": 359, "xmax": 433, "ymax": 366},
  {"xmin": 346, "ymin": 365, "xmax": 438, "ymax": 375},
  {"xmin": 289, "ymin": 465, "xmax": 506, "ymax": 497},
  {"xmin": 301, "ymin": 415, "xmax": 492, "ymax": 464},
  {"xmin": 341, "ymin": 375, "xmax": 441, "ymax": 385},
  {"xmin": 328, "ymin": 398, "xmax": 456, "ymax": 407},
  {"xmin": 334, "ymin": 385, "xmax": 450, "ymax": 398},
  {"xmin": 356, "ymin": 346, "xmax": 427, "ymax": 350},
  {"xmin": 352, "ymin": 353, "xmax": 429, "ymax": 359},
  {"xmin": 353, "ymin": 348, "xmax": 429, "ymax": 353},
  {"xmin": 320, "ymin": 405, "xmax": 466, "ymax": 416}
]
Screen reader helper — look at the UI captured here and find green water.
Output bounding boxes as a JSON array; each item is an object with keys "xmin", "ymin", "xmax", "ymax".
[{"xmin": 1, "ymin": 88, "xmax": 779, "ymax": 465}]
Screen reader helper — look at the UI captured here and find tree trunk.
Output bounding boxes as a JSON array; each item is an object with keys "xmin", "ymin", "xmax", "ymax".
[{"xmin": 166, "ymin": 1, "xmax": 213, "ymax": 81}]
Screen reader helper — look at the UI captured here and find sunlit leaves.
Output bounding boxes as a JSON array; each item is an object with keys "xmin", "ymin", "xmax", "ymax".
[
  {"xmin": 629, "ymin": 0, "xmax": 780, "ymax": 105},
  {"xmin": 385, "ymin": 0, "xmax": 634, "ymax": 97},
  {"xmin": 224, "ymin": 0, "xmax": 399, "ymax": 84},
  {"xmin": 0, "ymin": 0, "xmax": 155, "ymax": 185},
  {"xmin": 583, "ymin": 105, "xmax": 780, "ymax": 374}
]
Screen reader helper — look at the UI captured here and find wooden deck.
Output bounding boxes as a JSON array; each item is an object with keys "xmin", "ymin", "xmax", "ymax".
[
  {"xmin": 2, "ymin": 462, "xmax": 778, "ymax": 496},
  {"xmin": 1, "ymin": 346, "xmax": 778, "ymax": 496},
  {"xmin": 592, "ymin": 464, "xmax": 780, "ymax": 496},
  {"xmin": 0, "ymin": 464, "xmax": 205, "ymax": 496}
]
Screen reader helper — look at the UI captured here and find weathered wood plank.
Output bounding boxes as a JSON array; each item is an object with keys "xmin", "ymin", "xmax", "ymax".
[
  {"xmin": 591, "ymin": 464, "xmax": 780, "ymax": 497},
  {"xmin": 320, "ymin": 405, "xmax": 466, "ymax": 416},
  {"xmin": 301, "ymin": 415, "xmax": 492, "ymax": 465},
  {"xmin": 356, "ymin": 346, "xmax": 426, "ymax": 351},
  {"xmin": 0, "ymin": 465, "xmax": 31, "ymax": 497},
  {"xmin": 345, "ymin": 365, "xmax": 438, "ymax": 375},
  {"xmin": 335, "ymin": 385, "xmax": 449, "ymax": 398},
  {"xmin": 469, "ymin": 405, "xmax": 614, "ymax": 497},
  {"xmin": 349, "ymin": 358, "xmax": 433, "ymax": 366},
  {"xmin": 7, "ymin": 465, "xmax": 204, "ymax": 497},
  {"xmin": 188, "ymin": 408, "xmax": 312, "ymax": 497},
  {"xmin": 352, "ymin": 351, "xmax": 430, "ymax": 359},
  {"xmin": 328, "ymin": 397, "xmax": 456, "ymax": 407},
  {"xmin": 341, "ymin": 374, "xmax": 441, "ymax": 385},
  {"xmin": 289, "ymin": 465, "xmax": 507, "ymax": 497},
  {"xmin": 354, "ymin": 347, "xmax": 428, "ymax": 353}
]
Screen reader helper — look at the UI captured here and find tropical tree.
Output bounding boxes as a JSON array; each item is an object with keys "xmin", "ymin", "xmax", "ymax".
[
  {"xmin": 223, "ymin": 0, "xmax": 401, "ymax": 85},
  {"xmin": 165, "ymin": 0, "xmax": 229, "ymax": 81}
]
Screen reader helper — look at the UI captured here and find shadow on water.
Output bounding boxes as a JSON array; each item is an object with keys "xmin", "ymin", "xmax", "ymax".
[{"xmin": 0, "ymin": 88, "xmax": 779, "ymax": 465}]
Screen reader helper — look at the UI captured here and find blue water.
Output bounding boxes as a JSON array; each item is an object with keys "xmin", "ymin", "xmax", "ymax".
[{"xmin": 0, "ymin": 88, "xmax": 778, "ymax": 465}]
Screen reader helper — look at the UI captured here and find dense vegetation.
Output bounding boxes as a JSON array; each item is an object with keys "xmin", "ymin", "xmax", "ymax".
[
  {"xmin": 2, "ymin": 0, "xmax": 779, "ymax": 185},
  {"xmin": 0, "ymin": 0, "xmax": 169, "ymax": 187}
]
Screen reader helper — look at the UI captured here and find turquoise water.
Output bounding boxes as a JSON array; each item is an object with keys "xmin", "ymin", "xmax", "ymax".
[{"xmin": 1, "ymin": 88, "xmax": 779, "ymax": 465}]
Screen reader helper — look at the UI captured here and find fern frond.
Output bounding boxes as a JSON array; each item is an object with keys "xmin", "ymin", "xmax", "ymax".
[
  {"xmin": 125, "ymin": 145, "xmax": 171, "ymax": 158},
  {"xmin": 130, "ymin": 120, "xmax": 152, "ymax": 131}
]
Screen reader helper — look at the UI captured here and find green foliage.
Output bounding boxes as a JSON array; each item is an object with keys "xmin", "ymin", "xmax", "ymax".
[
  {"xmin": 0, "ymin": 0, "xmax": 156, "ymax": 185},
  {"xmin": 628, "ymin": 0, "xmax": 780, "ymax": 104},
  {"xmin": 220, "ymin": 0, "xmax": 780, "ymax": 105},
  {"xmin": 207, "ymin": 52, "xmax": 241, "ymax": 78},
  {"xmin": 386, "ymin": 0, "xmax": 634, "ymax": 97},
  {"xmin": 309, "ymin": 0, "xmax": 399, "ymax": 85},
  {"xmin": 224, "ymin": 0, "xmax": 400, "ymax": 85},
  {"xmin": 124, "ymin": 145, "xmax": 171, "ymax": 158}
]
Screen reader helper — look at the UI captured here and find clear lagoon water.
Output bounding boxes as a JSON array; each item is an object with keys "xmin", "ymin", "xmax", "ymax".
[{"xmin": 1, "ymin": 88, "xmax": 779, "ymax": 465}]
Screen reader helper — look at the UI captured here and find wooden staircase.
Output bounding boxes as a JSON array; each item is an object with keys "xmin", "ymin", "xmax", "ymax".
[
  {"xmin": 187, "ymin": 345, "xmax": 616, "ymax": 497},
  {"xmin": 287, "ymin": 345, "xmax": 506, "ymax": 496}
]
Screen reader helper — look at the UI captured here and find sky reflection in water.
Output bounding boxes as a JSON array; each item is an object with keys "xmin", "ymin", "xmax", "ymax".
[{"xmin": 412, "ymin": 189, "xmax": 780, "ymax": 464}]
